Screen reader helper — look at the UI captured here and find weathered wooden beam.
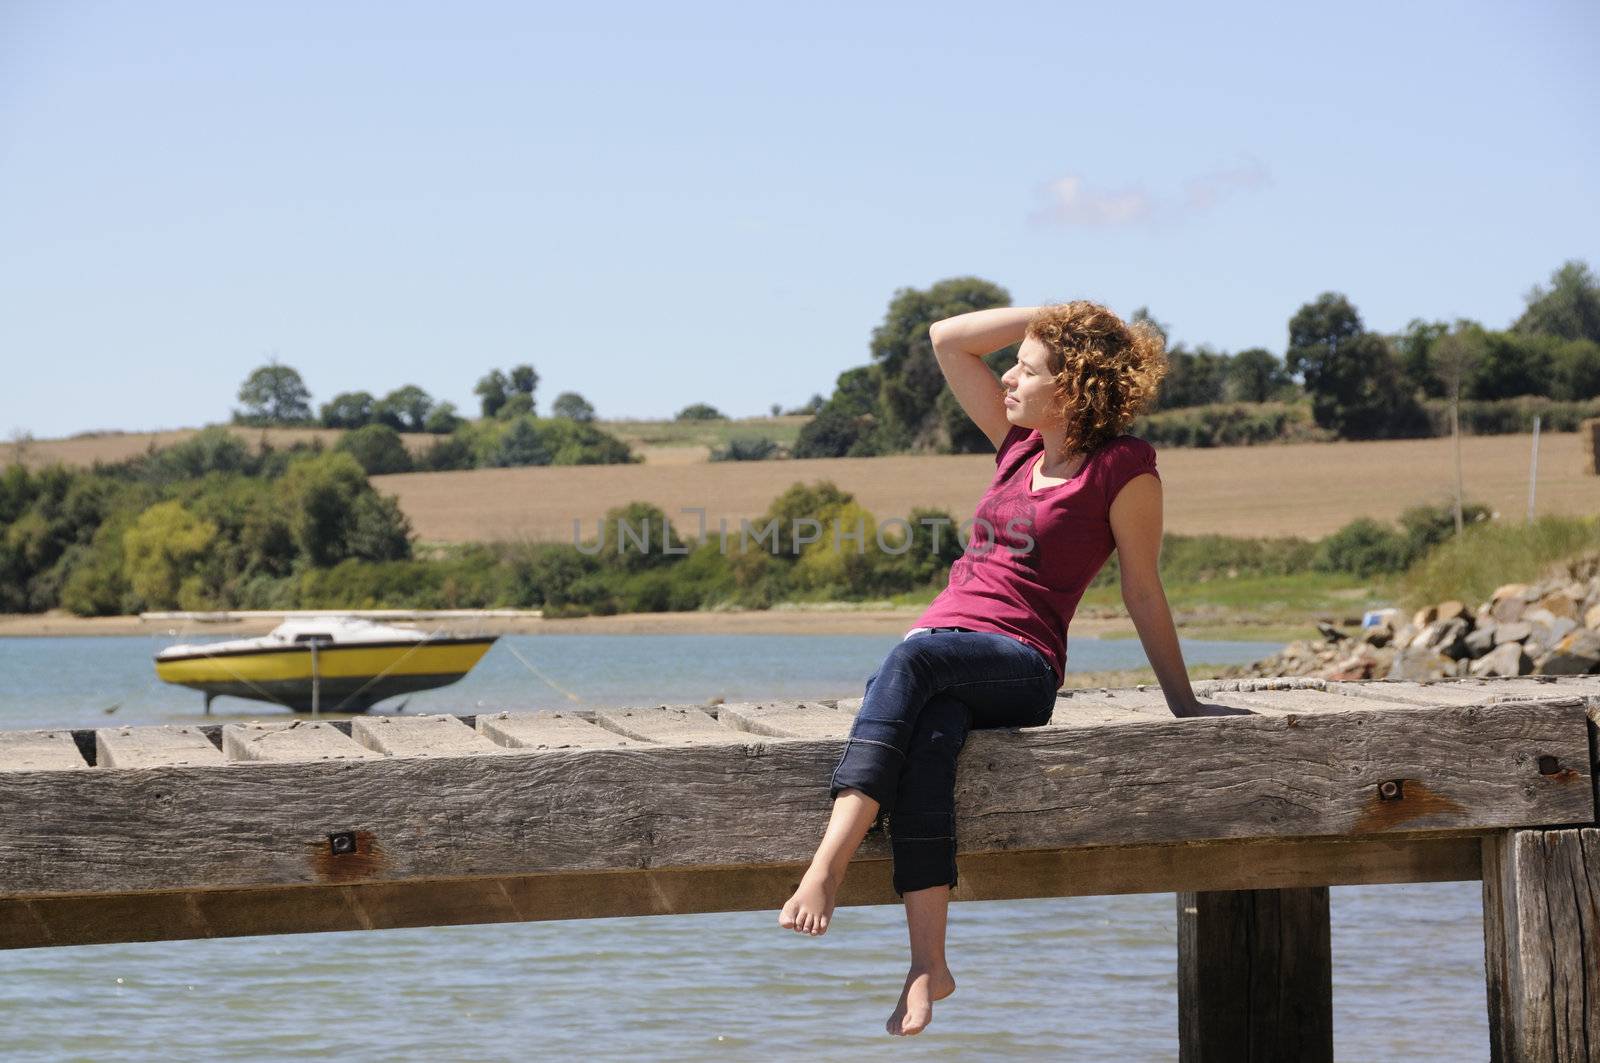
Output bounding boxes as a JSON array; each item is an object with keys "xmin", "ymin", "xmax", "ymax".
[
  {"xmin": 475, "ymin": 711, "xmax": 639, "ymax": 750},
  {"xmin": 0, "ymin": 699, "xmax": 1589, "ymax": 898},
  {"xmin": 0, "ymin": 730, "xmax": 87, "ymax": 771},
  {"xmin": 1177, "ymin": 887, "xmax": 1332, "ymax": 1063},
  {"xmin": 1481, "ymin": 827, "xmax": 1600, "ymax": 1062},
  {"xmin": 350, "ymin": 715, "xmax": 505, "ymax": 758},
  {"xmin": 0, "ymin": 832, "xmax": 1481, "ymax": 950},
  {"xmin": 222, "ymin": 721, "xmax": 381, "ymax": 762},
  {"xmin": 95, "ymin": 725, "xmax": 224, "ymax": 768}
]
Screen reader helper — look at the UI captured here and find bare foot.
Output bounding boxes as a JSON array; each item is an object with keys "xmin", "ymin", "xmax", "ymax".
[
  {"xmin": 778, "ymin": 867, "xmax": 839, "ymax": 936},
  {"xmin": 886, "ymin": 965, "xmax": 956, "ymax": 1036}
]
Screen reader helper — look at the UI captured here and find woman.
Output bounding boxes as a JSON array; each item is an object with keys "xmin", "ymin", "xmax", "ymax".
[{"xmin": 777, "ymin": 301, "xmax": 1207, "ymax": 1036}]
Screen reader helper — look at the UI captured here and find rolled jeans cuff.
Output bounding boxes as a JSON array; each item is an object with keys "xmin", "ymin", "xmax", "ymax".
[
  {"xmin": 890, "ymin": 810, "xmax": 958, "ymax": 895},
  {"xmin": 828, "ymin": 737, "xmax": 903, "ymax": 809}
]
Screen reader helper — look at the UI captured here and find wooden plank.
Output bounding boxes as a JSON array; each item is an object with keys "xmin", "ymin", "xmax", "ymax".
[
  {"xmin": 715, "ymin": 701, "xmax": 853, "ymax": 739},
  {"xmin": 476, "ymin": 712, "xmax": 639, "ymax": 750},
  {"xmin": 1177, "ymin": 887, "xmax": 1333, "ymax": 1063},
  {"xmin": 0, "ymin": 700, "xmax": 1587, "ymax": 898},
  {"xmin": 1324, "ymin": 679, "xmax": 1503, "ymax": 706},
  {"xmin": 0, "ymin": 832, "xmax": 1481, "ymax": 950},
  {"xmin": 350, "ymin": 715, "xmax": 504, "ymax": 758},
  {"xmin": 1481, "ymin": 827, "xmax": 1600, "ymax": 1062},
  {"xmin": 222, "ymin": 721, "xmax": 382, "ymax": 763},
  {"xmin": 0, "ymin": 730, "xmax": 87, "ymax": 772},
  {"xmin": 594, "ymin": 706, "xmax": 735, "ymax": 744},
  {"xmin": 96, "ymin": 726, "xmax": 223, "ymax": 768}
]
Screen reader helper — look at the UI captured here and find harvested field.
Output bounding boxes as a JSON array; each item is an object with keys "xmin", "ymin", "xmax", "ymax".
[
  {"xmin": 373, "ymin": 430, "xmax": 1600, "ymax": 544},
  {"xmin": 1, "ymin": 417, "xmax": 796, "ymax": 469},
  {"xmin": 0, "ymin": 425, "xmax": 440, "ymax": 468}
]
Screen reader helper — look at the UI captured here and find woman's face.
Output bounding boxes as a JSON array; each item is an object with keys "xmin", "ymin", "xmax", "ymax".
[{"xmin": 1000, "ymin": 336, "xmax": 1067, "ymax": 430}]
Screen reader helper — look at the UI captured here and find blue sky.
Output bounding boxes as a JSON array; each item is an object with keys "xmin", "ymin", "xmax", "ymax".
[{"xmin": 2, "ymin": 0, "xmax": 1596, "ymax": 438}]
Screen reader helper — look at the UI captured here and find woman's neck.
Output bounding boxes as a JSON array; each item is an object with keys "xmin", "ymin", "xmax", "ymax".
[{"xmin": 1035, "ymin": 424, "xmax": 1084, "ymax": 473}]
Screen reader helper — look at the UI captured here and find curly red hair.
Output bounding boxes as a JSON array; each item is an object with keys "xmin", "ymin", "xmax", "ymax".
[{"xmin": 1026, "ymin": 301, "xmax": 1168, "ymax": 459}]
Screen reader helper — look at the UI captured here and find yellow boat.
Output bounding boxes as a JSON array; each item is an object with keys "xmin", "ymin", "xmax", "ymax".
[{"xmin": 154, "ymin": 616, "xmax": 497, "ymax": 713}]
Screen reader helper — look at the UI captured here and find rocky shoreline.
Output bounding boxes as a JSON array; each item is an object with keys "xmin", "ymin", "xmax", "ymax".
[{"xmin": 1216, "ymin": 554, "xmax": 1600, "ymax": 681}]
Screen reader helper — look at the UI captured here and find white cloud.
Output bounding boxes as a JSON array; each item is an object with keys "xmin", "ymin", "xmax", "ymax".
[
  {"xmin": 1030, "ymin": 176, "xmax": 1154, "ymax": 227},
  {"xmin": 1032, "ymin": 158, "xmax": 1271, "ymax": 229}
]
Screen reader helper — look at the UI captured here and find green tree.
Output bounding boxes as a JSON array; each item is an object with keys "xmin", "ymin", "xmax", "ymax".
[
  {"xmin": 336, "ymin": 424, "xmax": 415, "ymax": 475},
  {"xmin": 1550, "ymin": 338, "xmax": 1600, "ymax": 401},
  {"xmin": 1286, "ymin": 293, "xmax": 1425, "ymax": 439},
  {"xmin": 1394, "ymin": 319, "xmax": 1450, "ymax": 399},
  {"xmin": 496, "ymin": 392, "xmax": 534, "ymax": 419},
  {"xmin": 552, "ymin": 391, "xmax": 596, "ymax": 422},
  {"xmin": 870, "ymin": 276, "xmax": 1012, "ymax": 450},
  {"xmin": 122, "ymin": 501, "xmax": 217, "ymax": 609},
  {"xmin": 423, "ymin": 401, "xmax": 463, "ymax": 434},
  {"xmin": 375, "ymin": 385, "xmax": 434, "ymax": 432},
  {"xmin": 1225, "ymin": 347, "xmax": 1292, "ymax": 403},
  {"xmin": 675, "ymin": 403, "xmax": 726, "ymax": 421},
  {"xmin": 319, "ymin": 391, "xmax": 375, "ymax": 429},
  {"xmin": 794, "ymin": 366, "xmax": 884, "ymax": 457},
  {"xmin": 509, "ymin": 364, "xmax": 539, "ymax": 401},
  {"xmin": 475, "ymin": 369, "xmax": 510, "ymax": 418},
  {"xmin": 1154, "ymin": 344, "xmax": 1230, "ymax": 409},
  {"xmin": 235, "ymin": 363, "xmax": 312, "ymax": 424},
  {"xmin": 278, "ymin": 453, "xmax": 411, "ymax": 566},
  {"xmin": 1513, "ymin": 260, "xmax": 1600, "ymax": 344},
  {"xmin": 1467, "ymin": 330, "xmax": 1554, "ymax": 400},
  {"xmin": 491, "ymin": 416, "xmax": 553, "ymax": 467}
]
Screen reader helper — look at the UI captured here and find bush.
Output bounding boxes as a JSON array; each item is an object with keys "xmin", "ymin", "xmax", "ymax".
[
  {"xmin": 336, "ymin": 424, "xmax": 414, "ymax": 475},
  {"xmin": 1312, "ymin": 518, "xmax": 1410, "ymax": 578},
  {"xmin": 675, "ymin": 403, "xmax": 726, "ymax": 421},
  {"xmin": 710, "ymin": 436, "xmax": 781, "ymax": 461}
]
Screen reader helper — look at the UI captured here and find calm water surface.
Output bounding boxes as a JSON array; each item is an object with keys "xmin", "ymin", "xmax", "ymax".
[{"xmin": 0, "ymin": 633, "xmax": 1491, "ymax": 1061}]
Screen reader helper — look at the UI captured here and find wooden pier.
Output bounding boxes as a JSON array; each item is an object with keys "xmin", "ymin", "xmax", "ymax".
[{"xmin": 3, "ymin": 674, "xmax": 1597, "ymax": 1061}]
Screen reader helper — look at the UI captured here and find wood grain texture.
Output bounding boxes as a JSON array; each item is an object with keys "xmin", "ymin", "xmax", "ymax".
[
  {"xmin": 714, "ymin": 701, "xmax": 853, "ymax": 738},
  {"xmin": 0, "ymin": 833, "xmax": 1481, "ymax": 950},
  {"xmin": 0, "ymin": 730, "xmax": 87, "ymax": 772},
  {"xmin": 594, "ymin": 706, "xmax": 732, "ymax": 743},
  {"xmin": 1482, "ymin": 827, "xmax": 1600, "ymax": 1062},
  {"xmin": 96, "ymin": 726, "xmax": 224, "ymax": 768},
  {"xmin": 475, "ymin": 712, "xmax": 640, "ymax": 750},
  {"xmin": 0, "ymin": 699, "xmax": 1589, "ymax": 898},
  {"xmin": 1177, "ymin": 887, "xmax": 1333, "ymax": 1063},
  {"xmin": 222, "ymin": 721, "xmax": 382, "ymax": 763},
  {"xmin": 350, "ymin": 715, "xmax": 504, "ymax": 758}
]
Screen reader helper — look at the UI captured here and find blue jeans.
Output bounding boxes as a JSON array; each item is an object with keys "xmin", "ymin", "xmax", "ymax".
[{"xmin": 829, "ymin": 626, "xmax": 1060, "ymax": 895}]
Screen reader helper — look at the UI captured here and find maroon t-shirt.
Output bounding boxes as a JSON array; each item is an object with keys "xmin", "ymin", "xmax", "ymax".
[{"xmin": 913, "ymin": 423, "xmax": 1160, "ymax": 683}]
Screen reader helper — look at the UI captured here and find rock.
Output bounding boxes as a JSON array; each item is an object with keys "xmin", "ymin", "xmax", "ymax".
[
  {"xmin": 1420, "ymin": 617, "xmax": 1472, "ymax": 660},
  {"xmin": 1412, "ymin": 605, "xmax": 1438, "ymax": 629},
  {"xmin": 1464, "ymin": 621, "xmax": 1498, "ymax": 657},
  {"xmin": 1316, "ymin": 621, "xmax": 1351, "ymax": 642},
  {"xmin": 1387, "ymin": 646, "xmax": 1455, "ymax": 682},
  {"xmin": 1537, "ymin": 591, "xmax": 1579, "ymax": 619},
  {"xmin": 1390, "ymin": 622, "xmax": 1420, "ymax": 651},
  {"xmin": 1490, "ymin": 584, "xmax": 1530, "ymax": 623},
  {"xmin": 1586, "ymin": 603, "xmax": 1600, "ymax": 631},
  {"xmin": 1532, "ymin": 629, "xmax": 1600, "ymax": 675},
  {"xmin": 1436, "ymin": 599, "xmax": 1470, "ymax": 623},
  {"xmin": 1524, "ymin": 606, "xmax": 1559, "ymax": 628},
  {"xmin": 1470, "ymin": 642, "xmax": 1529, "ymax": 677},
  {"xmin": 1362, "ymin": 622, "xmax": 1395, "ymax": 648},
  {"xmin": 1494, "ymin": 621, "xmax": 1532, "ymax": 645}
]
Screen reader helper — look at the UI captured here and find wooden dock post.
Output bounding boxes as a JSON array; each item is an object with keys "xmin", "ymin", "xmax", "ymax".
[
  {"xmin": 1481, "ymin": 827, "xmax": 1600, "ymax": 1062},
  {"xmin": 1177, "ymin": 886, "xmax": 1333, "ymax": 1062}
]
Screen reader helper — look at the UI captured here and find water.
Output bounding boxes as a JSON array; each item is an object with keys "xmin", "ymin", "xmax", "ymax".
[{"xmin": 0, "ymin": 633, "xmax": 1492, "ymax": 1060}]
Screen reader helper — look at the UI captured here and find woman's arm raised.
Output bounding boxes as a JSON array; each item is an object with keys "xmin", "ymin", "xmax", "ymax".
[{"xmin": 928, "ymin": 307, "xmax": 1037, "ymax": 451}]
